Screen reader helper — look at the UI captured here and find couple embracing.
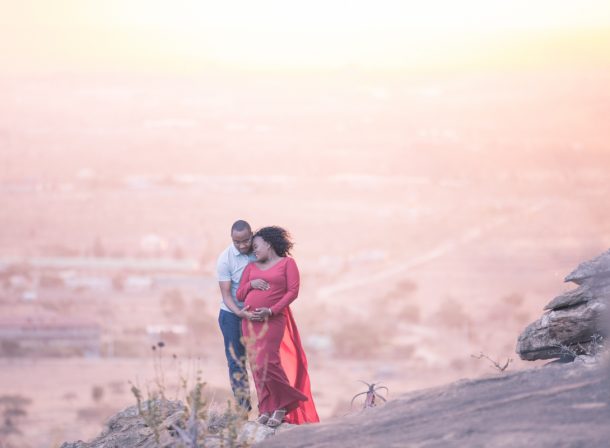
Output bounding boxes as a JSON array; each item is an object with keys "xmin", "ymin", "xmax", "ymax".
[{"xmin": 216, "ymin": 220, "xmax": 319, "ymax": 427}]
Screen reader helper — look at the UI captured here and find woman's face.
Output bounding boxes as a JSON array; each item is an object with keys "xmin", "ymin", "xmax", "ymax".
[{"xmin": 252, "ymin": 236, "xmax": 271, "ymax": 261}]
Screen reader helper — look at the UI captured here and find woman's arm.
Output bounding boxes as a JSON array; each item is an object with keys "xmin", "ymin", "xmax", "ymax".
[{"xmin": 269, "ymin": 258, "xmax": 300, "ymax": 315}]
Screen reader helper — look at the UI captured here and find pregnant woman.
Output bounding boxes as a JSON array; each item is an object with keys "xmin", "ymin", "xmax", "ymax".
[{"xmin": 236, "ymin": 226, "xmax": 319, "ymax": 427}]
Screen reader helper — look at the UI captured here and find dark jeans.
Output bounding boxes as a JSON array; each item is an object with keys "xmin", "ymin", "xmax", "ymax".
[{"xmin": 218, "ymin": 309, "xmax": 251, "ymax": 411}]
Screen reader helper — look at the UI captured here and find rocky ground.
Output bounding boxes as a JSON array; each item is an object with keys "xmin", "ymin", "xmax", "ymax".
[
  {"xmin": 259, "ymin": 360, "xmax": 610, "ymax": 448},
  {"xmin": 60, "ymin": 360, "xmax": 609, "ymax": 448}
]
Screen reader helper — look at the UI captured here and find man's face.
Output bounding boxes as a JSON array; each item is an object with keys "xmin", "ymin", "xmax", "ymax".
[{"xmin": 231, "ymin": 229, "xmax": 253, "ymax": 254}]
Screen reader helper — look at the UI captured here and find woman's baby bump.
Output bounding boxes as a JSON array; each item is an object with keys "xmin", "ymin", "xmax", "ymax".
[{"xmin": 244, "ymin": 284, "xmax": 283, "ymax": 309}]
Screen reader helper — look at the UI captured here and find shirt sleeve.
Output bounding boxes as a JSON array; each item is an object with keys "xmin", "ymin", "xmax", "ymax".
[
  {"xmin": 216, "ymin": 252, "xmax": 232, "ymax": 282},
  {"xmin": 236, "ymin": 263, "xmax": 253, "ymax": 301},
  {"xmin": 270, "ymin": 258, "xmax": 300, "ymax": 315}
]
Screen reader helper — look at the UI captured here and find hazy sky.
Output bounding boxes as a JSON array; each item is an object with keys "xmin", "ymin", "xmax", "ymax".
[{"xmin": 2, "ymin": 0, "xmax": 610, "ymax": 73}]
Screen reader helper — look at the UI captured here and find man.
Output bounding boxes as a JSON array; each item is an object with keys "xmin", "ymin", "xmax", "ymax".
[{"xmin": 216, "ymin": 219, "xmax": 259, "ymax": 412}]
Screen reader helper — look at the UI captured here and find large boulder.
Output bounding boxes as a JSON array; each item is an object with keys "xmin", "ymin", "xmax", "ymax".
[
  {"xmin": 565, "ymin": 248, "xmax": 610, "ymax": 285},
  {"xmin": 517, "ymin": 249, "xmax": 610, "ymax": 361}
]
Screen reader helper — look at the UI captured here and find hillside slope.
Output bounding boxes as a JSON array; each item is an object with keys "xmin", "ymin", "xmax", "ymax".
[{"xmin": 259, "ymin": 361, "xmax": 609, "ymax": 448}]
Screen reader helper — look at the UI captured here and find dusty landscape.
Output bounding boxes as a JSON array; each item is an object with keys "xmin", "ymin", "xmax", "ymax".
[
  {"xmin": 2, "ymin": 3, "xmax": 610, "ymax": 447},
  {"xmin": 1, "ymin": 69, "xmax": 609, "ymax": 447}
]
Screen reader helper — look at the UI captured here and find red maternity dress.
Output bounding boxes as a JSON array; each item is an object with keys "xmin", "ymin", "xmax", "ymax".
[{"xmin": 236, "ymin": 257, "xmax": 319, "ymax": 424}]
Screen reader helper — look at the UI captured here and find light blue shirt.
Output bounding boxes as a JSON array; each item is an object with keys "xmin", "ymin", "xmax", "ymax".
[{"xmin": 216, "ymin": 244, "xmax": 256, "ymax": 313}]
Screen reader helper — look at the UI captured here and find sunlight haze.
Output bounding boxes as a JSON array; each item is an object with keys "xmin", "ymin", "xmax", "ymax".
[{"xmin": 2, "ymin": 0, "xmax": 610, "ymax": 73}]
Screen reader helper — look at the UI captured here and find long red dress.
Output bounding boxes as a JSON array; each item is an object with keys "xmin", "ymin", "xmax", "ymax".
[{"xmin": 236, "ymin": 257, "xmax": 319, "ymax": 424}]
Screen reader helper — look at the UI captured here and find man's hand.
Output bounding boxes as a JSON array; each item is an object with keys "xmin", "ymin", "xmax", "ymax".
[
  {"xmin": 250, "ymin": 279, "xmax": 270, "ymax": 290},
  {"xmin": 251, "ymin": 307, "xmax": 272, "ymax": 321},
  {"xmin": 237, "ymin": 305, "xmax": 254, "ymax": 320}
]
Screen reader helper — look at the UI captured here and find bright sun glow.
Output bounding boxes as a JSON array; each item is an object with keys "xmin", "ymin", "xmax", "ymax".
[{"xmin": 2, "ymin": 0, "xmax": 610, "ymax": 72}]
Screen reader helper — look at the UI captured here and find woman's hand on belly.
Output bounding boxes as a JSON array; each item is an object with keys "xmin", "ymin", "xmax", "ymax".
[
  {"xmin": 250, "ymin": 279, "xmax": 270, "ymax": 290},
  {"xmin": 250, "ymin": 307, "xmax": 272, "ymax": 321}
]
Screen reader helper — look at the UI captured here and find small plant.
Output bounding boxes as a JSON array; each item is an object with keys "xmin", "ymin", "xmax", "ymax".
[
  {"xmin": 151, "ymin": 341, "xmax": 168, "ymax": 399},
  {"xmin": 551, "ymin": 334, "xmax": 605, "ymax": 360},
  {"xmin": 91, "ymin": 385, "xmax": 104, "ymax": 403},
  {"xmin": 129, "ymin": 340, "xmax": 255, "ymax": 448},
  {"xmin": 471, "ymin": 352, "xmax": 512, "ymax": 373},
  {"xmin": 170, "ymin": 375, "xmax": 206, "ymax": 447},
  {"xmin": 589, "ymin": 334, "xmax": 605, "ymax": 355},
  {"xmin": 129, "ymin": 383, "xmax": 164, "ymax": 446},
  {"xmin": 216, "ymin": 400, "xmax": 244, "ymax": 448},
  {"xmin": 350, "ymin": 381, "xmax": 388, "ymax": 409},
  {"xmin": 0, "ymin": 394, "xmax": 31, "ymax": 438}
]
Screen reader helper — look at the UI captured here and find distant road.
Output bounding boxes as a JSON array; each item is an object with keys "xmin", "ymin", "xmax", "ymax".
[{"xmin": 317, "ymin": 201, "xmax": 549, "ymax": 298}]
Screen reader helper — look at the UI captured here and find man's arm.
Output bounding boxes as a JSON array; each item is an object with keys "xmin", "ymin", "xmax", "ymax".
[
  {"xmin": 218, "ymin": 280, "xmax": 245, "ymax": 315},
  {"xmin": 217, "ymin": 253, "xmax": 246, "ymax": 317}
]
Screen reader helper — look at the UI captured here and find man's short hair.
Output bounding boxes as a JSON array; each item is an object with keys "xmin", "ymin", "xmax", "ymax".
[{"xmin": 231, "ymin": 220, "xmax": 251, "ymax": 234}]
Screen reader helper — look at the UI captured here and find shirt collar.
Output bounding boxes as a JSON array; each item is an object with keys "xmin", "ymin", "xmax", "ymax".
[{"xmin": 230, "ymin": 244, "xmax": 241, "ymax": 256}]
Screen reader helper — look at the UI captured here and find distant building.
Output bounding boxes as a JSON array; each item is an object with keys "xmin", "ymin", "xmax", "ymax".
[
  {"xmin": 146, "ymin": 324, "xmax": 187, "ymax": 345},
  {"xmin": 0, "ymin": 317, "xmax": 101, "ymax": 357},
  {"xmin": 65, "ymin": 275, "xmax": 113, "ymax": 292},
  {"xmin": 124, "ymin": 275, "xmax": 152, "ymax": 292},
  {"xmin": 0, "ymin": 256, "xmax": 200, "ymax": 273},
  {"xmin": 20, "ymin": 290, "xmax": 38, "ymax": 301}
]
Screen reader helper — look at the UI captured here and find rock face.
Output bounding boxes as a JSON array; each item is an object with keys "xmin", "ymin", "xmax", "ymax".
[
  {"xmin": 61, "ymin": 399, "xmax": 294, "ymax": 448},
  {"xmin": 258, "ymin": 362, "xmax": 610, "ymax": 448},
  {"xmin": 61, "ymin": 367, "xmax": 610, "ymax": 448},
  {"xmin": 517, "ymin": 249, "xmax": 610, "ymax": 361}
]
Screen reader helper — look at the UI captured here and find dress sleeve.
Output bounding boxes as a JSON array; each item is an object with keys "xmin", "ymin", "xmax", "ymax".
[
  {"xmin": 270, "ymin": 258, "xmax": 300, "ymax": 315},
  {"xmin": 236, "ymin": 263, "xmax": 253, "ymax": 301}
]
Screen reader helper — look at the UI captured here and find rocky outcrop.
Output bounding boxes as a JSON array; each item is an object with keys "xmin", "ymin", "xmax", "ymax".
[
  {"xmin": 517, "ymin": 249, "xmax": 610, "ymax": 361},
  {"xmin": 61, "ymin": 399, "xmax": 294, "ymax": 448},
  {"xmin": 258, "ymin": 362, "xmax": 610, "ymax": 448},
  {"xmin": 61, "ymin": 365, "xmax": 610, "ymax": 448}
]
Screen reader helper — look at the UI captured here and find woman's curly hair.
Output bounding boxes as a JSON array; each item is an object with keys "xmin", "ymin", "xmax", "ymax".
[{"xmin": 254, "ymin": 226, "xmax": 294, "ymax": 257}]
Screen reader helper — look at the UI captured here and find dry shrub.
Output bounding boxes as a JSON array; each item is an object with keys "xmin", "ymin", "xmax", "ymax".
[
  {"xmin": 91, "ymin": 385, "xmax": 104, "ymax": 403},
  {"xmin": 331, "ymin": 319, "xmax": 384, "ymax": 358},
  {"xmin": 0, "ymin": 340, "xmax": 22, "ymax": 357},
  {"xmin": 0, "ymin": 395, "xmax": 31, "ymax": 437},
  {"xmin": 380, "ymin": 279, "xmax": 419, "ymax": 308},
  {"xmin": 395, "ymin": 279, "xmax": 418, "ymax": 294},
  {"xmin": 395, "ymin": 344, "xmax": 416, "ymax": 358},
  {"xmin": 397, "ymin": 304, "xmax": 421, "ymax": 323},
  {"xmin": 434, "ymin": 298, "xmax": 471, "ymax": 329},
  {"xmin": 487, "ymin": 293, "xmax": 530, "ymax": 325},
  {"xmin": 502, "ymin": 293, "xmax": 525, "ymax": 307}
]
